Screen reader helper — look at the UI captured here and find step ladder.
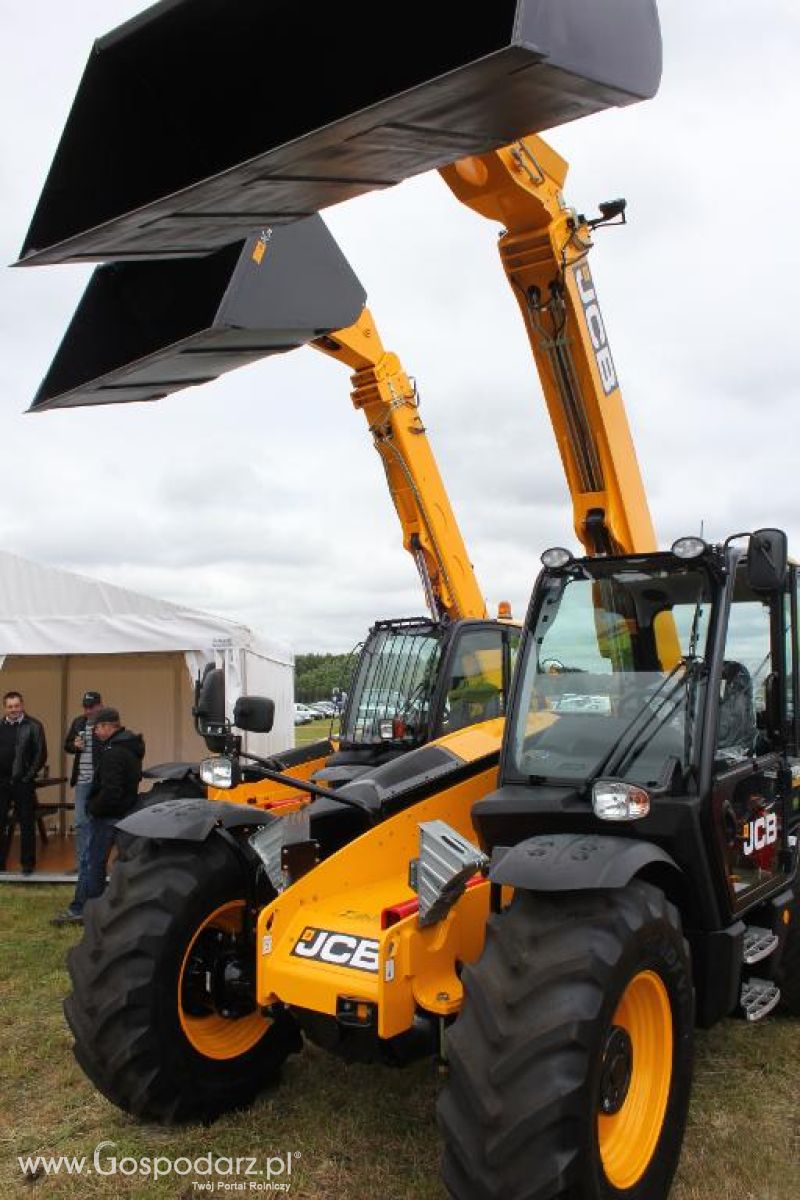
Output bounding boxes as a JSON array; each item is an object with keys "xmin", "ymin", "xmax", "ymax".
[
  {"xmin": 742, "ymin": 925, "xmax": 779, "ymax": 965},
  {"xmin": 740, "ymin": 977, "xmax": 781, "ymax": 1022},
  {"xmin": 739, "ymin": 924, "xmax": 781, "ymax": 1021}
]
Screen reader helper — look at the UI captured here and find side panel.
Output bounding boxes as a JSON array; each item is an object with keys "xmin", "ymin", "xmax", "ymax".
[{"xmin": 256, "ymin": 764, "xmax": 498, "ymax": 1038}]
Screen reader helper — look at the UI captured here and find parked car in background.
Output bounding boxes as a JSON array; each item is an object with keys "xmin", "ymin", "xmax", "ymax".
[
  {"xmin": 309, "ymin": 700, "xmax": 336, "ymax": 717},
  {"xmin": 293, "ymin": 702, "xmax": 319, "ymax": 725}
]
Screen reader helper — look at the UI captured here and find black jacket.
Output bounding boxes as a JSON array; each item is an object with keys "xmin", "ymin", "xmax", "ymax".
[
  {"xmin": 64, "ymin": 715, "xmax": 102, "ymax": 787},
  {"xmin": 4, "ymin": 715, "xmax": 47, "ymax": 784},
  {"xmin": 88, "ymin": 728, "xmax": 145, "ymax": 819},
  {"xmin": 63, "ymin": 710, "xmax": 100, "ymax": 787}
]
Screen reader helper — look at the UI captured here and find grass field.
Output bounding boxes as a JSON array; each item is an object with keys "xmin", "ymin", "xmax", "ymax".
[
  {"xmin": 1, "ymin": 881, "xmax": 798, "ymax": 1200},
  {"xmin": 294, "ymin": 717, "xmax": 339, "ymax": 747}
]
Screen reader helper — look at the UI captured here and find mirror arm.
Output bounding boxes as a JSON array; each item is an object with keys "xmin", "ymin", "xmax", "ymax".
[{"xmin": 237, "ymin": 752, "xmax": 368, "ymax": 811}]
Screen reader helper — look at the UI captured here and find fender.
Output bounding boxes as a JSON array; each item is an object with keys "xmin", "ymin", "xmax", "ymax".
[
  {"xmin": 489, "ymin": 832, "xmax": 680, "ymax": 891},
  {"xmin": 142, "ymin": 761, "xmax": 200, "ymax": 782},
  {"xmin": 117, "ymin": 796, "xmax": 274, "ymax": 842}
]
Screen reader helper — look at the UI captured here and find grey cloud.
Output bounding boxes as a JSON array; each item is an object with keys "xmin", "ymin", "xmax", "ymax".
[{"xmin": 1, "ymin": 2, "xmax": 799, "ymax": 655}]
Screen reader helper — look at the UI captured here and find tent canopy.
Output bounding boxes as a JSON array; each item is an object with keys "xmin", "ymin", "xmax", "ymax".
[
  {"xmin": 0, "ymin": 551, "xmax": 294, "ymax": 758},
  {"xmin": 0, "ymin": 549, "xmax": 291, "ymax": 663}
]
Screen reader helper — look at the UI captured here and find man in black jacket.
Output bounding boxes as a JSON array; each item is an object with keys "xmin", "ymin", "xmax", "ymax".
[
  {"xmin": 0, "ymin": 690, "xmax": 47, "ymax": 874},
  {"xmin": 72, "ymin": 707, "xmax": 144, "ymax": 914}
]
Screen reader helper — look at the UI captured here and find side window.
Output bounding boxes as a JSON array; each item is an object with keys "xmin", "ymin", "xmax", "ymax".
[
  {"xmin": 439, "ymin": 629, "xmax": 505, "ymax": 733},
  {"xmin": 717, "ymin": 594, "xmax": 772, "ymax": 762}
]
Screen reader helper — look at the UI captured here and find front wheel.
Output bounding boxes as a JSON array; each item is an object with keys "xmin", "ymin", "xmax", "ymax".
[
  {"xmin": 65, "ymin": 835, "xmax": 301, "ymax": 1122},
  {"xmin": 438, "ymin": 881, "xmax": 694, "ymax": 1200}
]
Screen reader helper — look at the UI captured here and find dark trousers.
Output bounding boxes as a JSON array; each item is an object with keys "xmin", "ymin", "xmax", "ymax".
[
  {"xmin": 0, "ymin": 779, "xmax": 36, "ymax": 871},
  {"xmin": 71, "ymin": 816, "xmax": 116, "ymax": 913}
]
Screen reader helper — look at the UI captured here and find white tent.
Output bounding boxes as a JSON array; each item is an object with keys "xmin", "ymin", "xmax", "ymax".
[{"xmin": 0, "ymin": 551, "xmax": 294, "ymax": 794}]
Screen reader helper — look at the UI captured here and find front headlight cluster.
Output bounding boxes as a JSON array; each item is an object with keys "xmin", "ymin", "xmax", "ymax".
[{"xmin": 592, "ymin": 779, "xmax": 650, "ymax": 821}]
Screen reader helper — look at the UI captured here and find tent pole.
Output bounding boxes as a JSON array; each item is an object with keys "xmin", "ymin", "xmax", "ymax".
[{"xmin": 59, "ymin": 656, "xmax": 69, "ymax": 836}]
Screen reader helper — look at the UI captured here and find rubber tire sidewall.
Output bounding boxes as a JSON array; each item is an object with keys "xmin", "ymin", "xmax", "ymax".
[
  {"xmin": 67, "ymin": 834, "xmax": 299, "ymax": 1121},
  {"xmin": 583, "ymin": 892, "xmax": 694, "ymax": 1200},
  {"xmin": 147, "ymin": 839, "xmax": 275, "ymax": 1094},
  {"xmin": 438, "ymin": 881, "xmax": 694, "ymax": 1200}
]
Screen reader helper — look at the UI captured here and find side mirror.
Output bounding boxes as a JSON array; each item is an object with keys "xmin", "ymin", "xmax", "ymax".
[
  {"xmin": 747, "ymin": 528, "xmax": 788, "ymax": 592},
  {"xmin": 233, "ymin": 696, "xmax": 275, "ymax": 734},
  {"xmin": 193, "ymin": 665, "xmax": 227, "ymax": 750}
]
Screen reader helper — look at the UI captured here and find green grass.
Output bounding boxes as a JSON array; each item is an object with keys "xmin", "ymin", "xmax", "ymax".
[
  {"xmin": 0, "ymin": 885, "xmax": 798, "ymax": 1199},
  {"xmin": 294, "ymin": 717, "xmax": 339, "ymax": 747}
]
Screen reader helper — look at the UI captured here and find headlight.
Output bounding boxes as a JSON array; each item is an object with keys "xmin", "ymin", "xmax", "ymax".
[
  {"xmin": 541, "ymin": 546, "xmax": 574, "ymax": 569},
  {"xmin": 379, "ymin": 719, "xmax": 395, "ymax": 740},
  {"xmin": 671, "ymin": 536, "xmax": 707, "ymax": 560},
  {"xmin": 200, "ymin": 756, "xmax": 238, "ymax": 788},
  {"xmin": 592, "ymin": 779, "xmax": 650, "ymax": 821}
]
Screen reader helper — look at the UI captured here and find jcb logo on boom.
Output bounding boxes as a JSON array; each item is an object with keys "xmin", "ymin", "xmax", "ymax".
[
  {"xmin": 291, "ymin": 926, "xmax": 380, "ymax": 973},
  {"xmin": 742, "ymin": 813, "xmax": 778, "ymax": 857},
  {"xmin": 574, "ymin": 263, "xmax": 618, "ymax": 395}
]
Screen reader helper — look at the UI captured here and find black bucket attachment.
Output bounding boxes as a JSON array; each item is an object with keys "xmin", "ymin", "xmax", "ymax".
[
  {"xmin": 29, "ymin": 215, "xmax": 365, "ymax": 411},
  {"xmin": 19, "ymin": 0, "xmax": 662, "ymax": 266}
]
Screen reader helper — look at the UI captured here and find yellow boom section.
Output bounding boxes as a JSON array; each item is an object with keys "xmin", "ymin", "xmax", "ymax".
[
  {"xmin": 312, "ymin": 309, "xmax": 487, "ymax": 622},
  {"xmin": 441, "ymin": 135, "xmax": 657, "ymax": 558}
]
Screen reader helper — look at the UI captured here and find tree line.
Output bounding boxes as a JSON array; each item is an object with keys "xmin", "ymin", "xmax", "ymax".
[{"xmin": 295, "ymin": 652, "xmax": 355, "ymax": 704}]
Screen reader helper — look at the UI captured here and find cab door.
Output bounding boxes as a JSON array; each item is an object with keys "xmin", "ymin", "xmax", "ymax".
[
  {"xmin": 710, "ymin": 568, "xmax": 793, "ymax": 912},
  {"xmin": 432, "ymin": 624, "xmax": 520, "ymax": 738}
]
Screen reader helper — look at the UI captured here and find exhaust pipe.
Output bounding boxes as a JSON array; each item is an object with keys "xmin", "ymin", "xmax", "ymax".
[
  {"xmin": 29, "ymin": 215, "xmax": 365, "ymax": 411},
  {"xmin": 19, "ymin": 0, "xmax": 662, "ymax": 266}
]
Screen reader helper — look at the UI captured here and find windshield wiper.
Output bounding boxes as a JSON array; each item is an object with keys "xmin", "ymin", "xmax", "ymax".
[
  {"xmin": 608, "ymin": 659, "xmax": 706, "ymax": 784},
  {"xmin": 612, "ymin": 690, "xmax": 685, "ymax": 779},
  {"xmin": 591, "ymin": 659, "xmax": 691, "ymax": 784}
]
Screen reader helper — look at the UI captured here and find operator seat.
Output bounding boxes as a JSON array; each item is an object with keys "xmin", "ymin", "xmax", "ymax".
[{"xmin": 717, "ymin": 660, "xmax": 756, "ymax": 753}]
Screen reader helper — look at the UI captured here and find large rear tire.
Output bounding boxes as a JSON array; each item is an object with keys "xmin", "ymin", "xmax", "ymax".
[
  {"xmin": 438, "ymin": 881, "xmax": 694, "ymax": 1200},
  {"xmin": 65, "ymin": 836, "xmax": 301, "ymax": 1122}
]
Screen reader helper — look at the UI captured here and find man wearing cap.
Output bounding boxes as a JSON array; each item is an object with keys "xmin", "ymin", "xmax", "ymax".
[
  {"xmin": 53, "ymin": 705, "xmax": 144, "ymax": 925},
  {"xmin": 64, "ymin": 691, "xmax": 104, "ymax": 879}
]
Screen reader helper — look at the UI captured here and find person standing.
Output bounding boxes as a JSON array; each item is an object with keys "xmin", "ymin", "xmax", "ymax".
[
  {"xmin": 0, "ymin": 691, "xmax": 47, "ymax": 875},
  {"xmin": 64, "ymin": 691, "xmax": 104, "ymax": 879},
  {"xmin": 61, "ymin": 708, "xmax": 145, "ymax": 923}
]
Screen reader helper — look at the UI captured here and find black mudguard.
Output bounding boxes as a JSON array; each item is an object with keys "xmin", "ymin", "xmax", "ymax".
[
  {"xmin": 490, "ymin": 832, "xmax": 680, "ymax": 891},
  {"xmin": 117, "ymin": 796, "xmax": 274, "ymax": 842}
]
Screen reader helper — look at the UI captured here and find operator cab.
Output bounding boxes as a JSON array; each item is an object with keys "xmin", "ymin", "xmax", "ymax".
[
  {"xmin": 476, "ymin": 529, "xmax": 798, "ymax": 918},
  {"xmin": 320, "ymin": 616, "xmax": 520, "ymax": 785}
]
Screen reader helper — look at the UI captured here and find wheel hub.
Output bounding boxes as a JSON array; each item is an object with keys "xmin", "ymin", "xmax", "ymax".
[
  {"xmin": 599, "ymin": 1025, "xmax": 633, "ymax": 1115},
  {"xmin": 182, "ymin": 928, "xmax": 256, "ymax": 1020}
]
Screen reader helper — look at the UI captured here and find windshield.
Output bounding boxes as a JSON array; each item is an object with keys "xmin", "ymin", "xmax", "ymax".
[
  {"xmin": 340, "ymin": 623, "xmax": 442, "ymax": 744},
  {"xmin": 509, "ymin": 560, "xmax": 713, "ymax": 788}
]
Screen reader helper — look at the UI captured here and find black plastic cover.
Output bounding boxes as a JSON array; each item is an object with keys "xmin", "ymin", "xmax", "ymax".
[
  {"xmin": 19, "ymin": 0, "xmax": 662, "ymax": 265},
  {"xmin": 489, "ymin": 832, "xmax": 678, "ymax": 890},
  {"xmin": 118, "ymin": 796, "xmax": 274, "ymax": 841},
  {"xmin": 29, "ymin": 215, "xmax": 366, "ymax": 410}
]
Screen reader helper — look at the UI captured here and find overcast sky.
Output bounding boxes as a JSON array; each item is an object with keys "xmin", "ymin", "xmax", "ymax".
[{"xmin": 1, "ymin": 2, "xmax": 798, "ymax": 656}]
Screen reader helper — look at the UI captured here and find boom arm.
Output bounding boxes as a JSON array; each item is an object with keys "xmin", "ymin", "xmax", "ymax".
[
  {"xmin": 441, "ymin": 135, "xmax": 657, "ymax": 557},
  {"xmin": 312, "ymin": 310, "xmax": 487, "ymax": 623}
]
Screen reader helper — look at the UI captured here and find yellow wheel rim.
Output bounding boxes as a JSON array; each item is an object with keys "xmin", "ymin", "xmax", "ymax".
[
  {"xmin": 597, "ymin": 969, "xmax": 673, "ymax": 1190},
  {"xmin": 178, "ymin": 900, "xmax": 270, "ymax": 1061}
]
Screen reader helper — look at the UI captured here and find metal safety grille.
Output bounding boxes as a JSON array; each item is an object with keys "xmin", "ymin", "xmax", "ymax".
[{"xmin": 340, "ymin": 621, "xmax": 442, "ymax": 745}]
